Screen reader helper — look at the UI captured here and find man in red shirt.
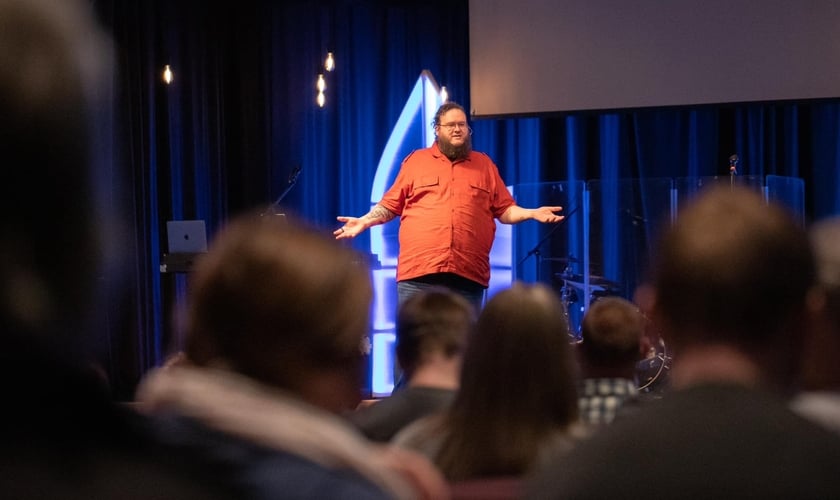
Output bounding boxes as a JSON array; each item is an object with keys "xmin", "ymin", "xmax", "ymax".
[{"xmin": 335, "ymin": 102, "xmax": 563, "ymax": 311}]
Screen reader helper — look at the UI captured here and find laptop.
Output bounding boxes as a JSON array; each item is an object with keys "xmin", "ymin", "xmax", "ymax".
[{"xmin": 166, "ymin": 220, "xmax": 208, "ymax": 254}]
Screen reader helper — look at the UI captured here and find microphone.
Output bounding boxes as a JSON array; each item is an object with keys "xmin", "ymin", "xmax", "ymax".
[
  {"xmin": 262, "ymin": 165, "xmax": 302, "ymax": 216},
  {"xmin": 288, "ymin": 165, "xmax": 302, "ymax": 184},
  {"xmin": 729, "ymin": 154, "xmax": 739, "ymax": 175}
]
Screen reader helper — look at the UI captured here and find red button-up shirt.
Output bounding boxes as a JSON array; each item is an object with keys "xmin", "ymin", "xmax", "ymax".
[{"xmin": 378, "ymin": 143, "xmax": 516, "ymax": 287}]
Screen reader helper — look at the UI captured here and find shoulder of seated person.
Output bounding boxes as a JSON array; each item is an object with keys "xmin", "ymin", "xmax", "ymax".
[
  {"xmin": 390, "ymin": 413, "xmax": 443, "ymax": 447},
  {"xmin": 355, "ymin": 398, "xmax": 382, "ymax": 410}
]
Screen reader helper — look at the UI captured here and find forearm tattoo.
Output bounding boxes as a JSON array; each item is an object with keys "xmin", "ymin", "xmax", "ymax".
[{"xmin": 363, "ymin": 204, "xmax": 397, "ymax": 224}]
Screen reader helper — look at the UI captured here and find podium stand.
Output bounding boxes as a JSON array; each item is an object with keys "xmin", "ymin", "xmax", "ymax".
[
  {"xmin": 159, "ymin": 252, "xmax": 207, "ymax": 354},
  {"xmin": 160, "ymin": 252, "xmax": 205, "ymax": 274}
]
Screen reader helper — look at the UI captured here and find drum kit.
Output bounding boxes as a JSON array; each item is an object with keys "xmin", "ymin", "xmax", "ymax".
[
  {"xmin": 548, "ymin": 257, "xmax": 619, "ymax": 339},
  {"xmin": 549, "ymin": 258, "xmax": 671, "ymax": 395}
]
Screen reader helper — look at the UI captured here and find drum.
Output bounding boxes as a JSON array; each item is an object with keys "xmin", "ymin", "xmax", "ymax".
[
  {"xmin": 636, "ymin": 333, "xmax": 670, "ymax": 394},
  {"xmin": 635, "ymin": 304, "xmax": 671, "ymax": 394},
  {"xmin": 558, "ymin": 283, "xmax": 581, "ymax": 344}
]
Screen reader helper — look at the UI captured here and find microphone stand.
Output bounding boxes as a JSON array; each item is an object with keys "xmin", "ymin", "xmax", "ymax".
[
  {"xmin": 517, "ymin": 205, "xmax": 578, "ymax": 280},
  {"xmin": 262, "ymin": 166, "xmax": 301, "ymax": 216},
  {"xmin": 728, "ymin": 154, "xmax": 738, "ymax": 189}
]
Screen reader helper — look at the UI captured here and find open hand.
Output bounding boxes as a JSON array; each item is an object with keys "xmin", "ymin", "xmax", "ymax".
[
  {"xmin": 533, "ymin": 206, "xmax": 565, "ymax": 223},
  {"xmin": 334, "ymin": 216, "xmax": 364, "ymax": 239}
]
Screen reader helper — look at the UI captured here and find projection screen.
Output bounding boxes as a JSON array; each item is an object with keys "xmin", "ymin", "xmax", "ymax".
[{"xmin": 469, "ymin": 0, "xmax": 840, "ymax": 118}]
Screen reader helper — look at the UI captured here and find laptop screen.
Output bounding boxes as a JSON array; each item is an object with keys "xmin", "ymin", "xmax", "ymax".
[{"xmin": 166, "ymin": 220, "xmax": 208, "ymax": 254}]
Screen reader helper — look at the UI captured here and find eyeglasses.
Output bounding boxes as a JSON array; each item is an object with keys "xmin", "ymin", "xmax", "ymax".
[{"xmin": 438, "ymin": 121, "xmax": 468, "ymax": 131}]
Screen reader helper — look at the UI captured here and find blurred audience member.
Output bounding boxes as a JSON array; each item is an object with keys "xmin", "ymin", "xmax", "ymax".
[
  {"xmin": 526, "ymin": 185, "xmax": 840, "ymax": 499},
  {"xmin": 0, "ymin": 0, "xmax": 239, "ymax": 497},
  {"xmin": 576, "ymin": 296, "xmax": 645, "ymax": 426},
  {"xmin": 348, "ymin": 288, "xmax": 475, "ymax": 442},
  {"xmin": 136, "ymin": 213, "xmax": 447, "ymax": 499},
  {"xmin": 393, "ymin": 282, "xmax": 584, "ymax": 485},
  {"xmin": 792, "ymin": 215, "xmax": 840, "ymax": 433}
]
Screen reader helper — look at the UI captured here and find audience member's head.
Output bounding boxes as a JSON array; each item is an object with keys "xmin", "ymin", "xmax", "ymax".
[
  {"xmin": 396, "ymin": 287, "xmax": 474, "ymax": 383},
  {"xmin": 0, "ymin": 0, "xmax": 115, "ymax": 350},
  {"xmin": 810, "ymin": 214, "xmax": 840, "ymax": 330},
  {"xmin": 814, "ymin": 212, "xmax": 840, "ymax": 279},
  {"xmin": 799, "ymin": 215, "xmax": 840, "ymax": 391},
  {"xmin": 647, "ymin": 185, "xmax": 815, "ymax": 390},
  {"xmin": 346, "ymin": 287, "xmax": 475, "ymax": 443},
  {"xmin": 0, "ymin": 2, "xmax": 244, "ymax": 498},
  {"xmin": 526, "ymin": 187, "xmax": 840, "ymax": 500},
  {"xmin": 183, "ymin": 212, "xmax": 373, "ymax": 413},
  {"xmin": 525, "ymin": 186, "xmax": 840, "ymax": 500},
  {"xmin": 436, "ymin": 281, "xmax": 579, "ymax": 481},
  {"xmin": 812, "ymin": 215, "xmax": 840, "ymax": 274},
  {"xmin": 578, "ymin": 296, "xmax": 644, "ymax": 379},
  {"xmin": 140, "ymin": 211, "xmax": 449, "ymax": 499}
]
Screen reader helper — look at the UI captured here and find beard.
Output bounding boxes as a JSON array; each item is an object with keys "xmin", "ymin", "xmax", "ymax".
[{"xmin": 437, "ymin": 135, "xmax": 472, "ymax": 161}]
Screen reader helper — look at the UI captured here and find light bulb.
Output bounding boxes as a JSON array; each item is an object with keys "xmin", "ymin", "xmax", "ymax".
[
  {"xmin": 325, "ymin": 52, "xmax": 335, "ymax": 72},
  {"xmin": 317, "ymin": 91, "xmax": 326, "ymax": 107},
  {"xmin": 163, "ymin": 64, "xmax": 173, "ymax": 84},
  {"xmin": 317, "ymin": 74, "xmax": 326, "ymax": 92},
  {"xmin": 440, "ymin": 86, "xmax": 448, "ymax": 103}
]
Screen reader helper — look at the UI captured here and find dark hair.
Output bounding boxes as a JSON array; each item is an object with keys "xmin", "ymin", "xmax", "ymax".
[
  {"xmin": 432, "ymin": 101, "xmax": 468, "ymax": 126},
  {"xmin": 580, "ymin": 296, "xmax": 643, "ymax": 366},
  {"xmin": 434, "ymin": 282, "xmax": 579, "ymax": 481},
  {"xmin": 395, "ymin": 287, "xmax": 475, "ymax": 375}
]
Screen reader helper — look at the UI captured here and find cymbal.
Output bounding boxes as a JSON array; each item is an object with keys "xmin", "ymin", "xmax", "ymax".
[{"xmin": 554, "ymin": 272, "xmax": 621, "ymax": 290}]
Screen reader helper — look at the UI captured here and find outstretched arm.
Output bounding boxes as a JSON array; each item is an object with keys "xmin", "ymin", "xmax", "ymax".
[
  {"xmin": 334, "ymin": 204, "xmax": 398, "ymax": 240},
  {"xmin": 499, "ymin": 205, "xmax": 564, "ymax": 224}
]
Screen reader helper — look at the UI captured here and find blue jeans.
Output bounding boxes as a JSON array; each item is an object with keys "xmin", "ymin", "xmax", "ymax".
[{"xmin": 396, "ymin": 277, "xmax": 486, "ymax": 312}]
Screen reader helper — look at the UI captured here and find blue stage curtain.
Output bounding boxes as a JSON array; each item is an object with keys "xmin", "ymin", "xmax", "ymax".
[
  {"xmin": 94, "ymin": 0, "xmax": 840, "ymax": 398},
  {"xmin": 97, "ymin": 0, "xmax": 471, "ymax": 397}
]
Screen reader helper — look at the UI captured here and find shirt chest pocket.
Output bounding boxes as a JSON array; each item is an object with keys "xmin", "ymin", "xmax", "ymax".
[
  {"xmin": 469, "ymin": 181, "xmax": 491, "ymax": 201},
  {"xmin": 409, "ymin": 176, "xmax": 440, "ymax": 198}
]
